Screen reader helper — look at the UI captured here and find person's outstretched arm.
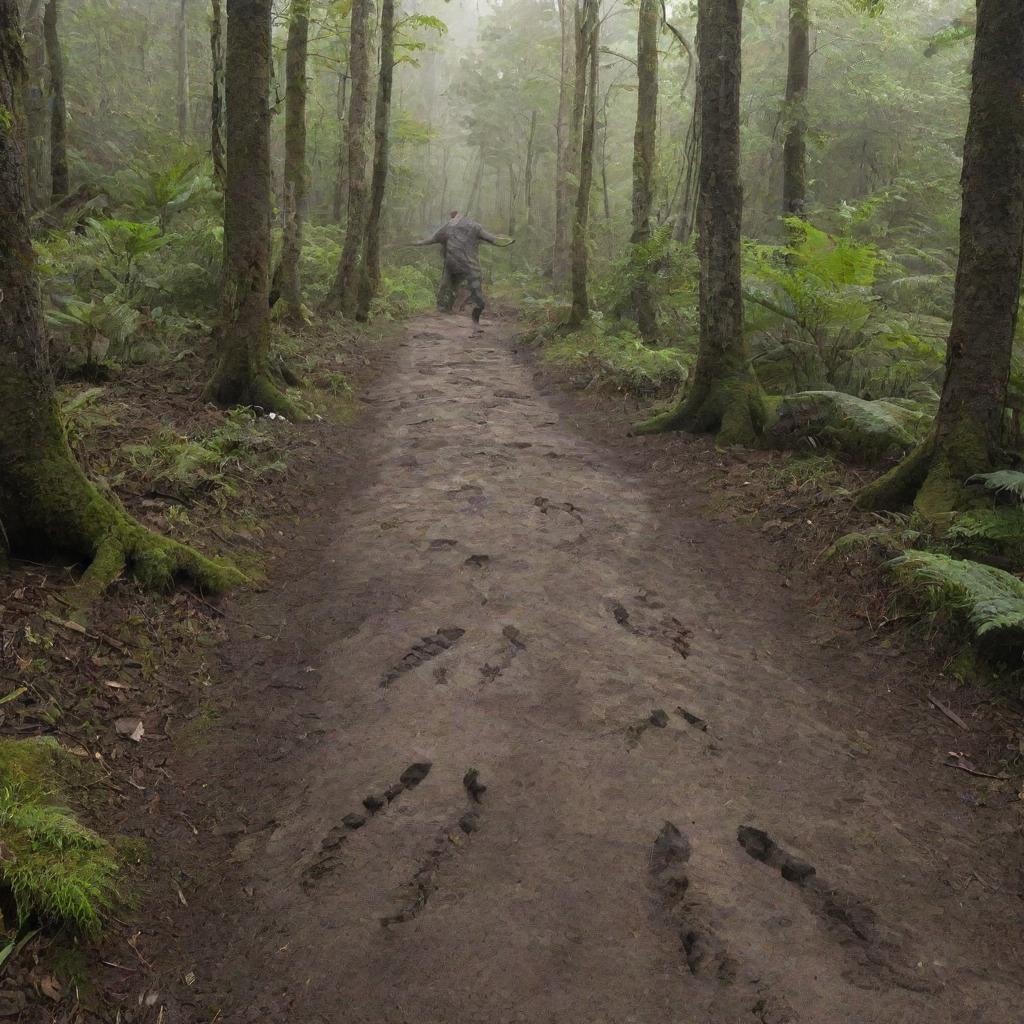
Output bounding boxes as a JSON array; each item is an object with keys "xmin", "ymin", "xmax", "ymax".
[{"xmin": 478, "ymin": 226, "xmax": 515, "ymax": 247}]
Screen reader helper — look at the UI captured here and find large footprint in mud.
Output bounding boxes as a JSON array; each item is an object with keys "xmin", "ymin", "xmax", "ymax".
[
  {"xmin": 737, "ymin": 825, "xmax": 936, "ymax": 994},
  {"xmin": 648, "ymin": 823, "xmax": 800, "ymax": 1023}
]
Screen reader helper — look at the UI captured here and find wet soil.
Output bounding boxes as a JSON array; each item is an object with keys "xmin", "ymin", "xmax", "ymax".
[{"xmin": 145, "ymin": 313, "xmax": 1023, "ymax": 1023}]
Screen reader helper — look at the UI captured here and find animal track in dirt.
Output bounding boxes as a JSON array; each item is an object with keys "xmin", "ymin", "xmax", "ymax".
[
  {"xmin": 428, "ymin": 538, "xmax": 459, "ymax": 551},
  {"xmin": 647, "ymin": 823, "xmax": 801, "ymax": 1022},
  {"xmin": 533, "ymin": 496, "xmax": 584, "ymax": 522},
  {"xmin": 301, "ymin": 763, "xmax": 434, "ymax": 891},
  {"xmin": 736, "ymin": 826, "xmax": 935, "ymax": 994},
  {"xmin": 464, "ymin": 554, "xmax": 490, "ymax": 568},
  {"xmin": 380, "ymin": 769, "xmax": 487, "ymax": 927},
  {"xmin": 380, "ymin": 628, "xmax": 466, "ymax": 687},
  {"xmin": 625, "ymin": 708, "xmax": 671, "ymax": 748},
  {"xmin": 611, "ymin": 600, "xmax": 691, "ymax": 658},
  {"xmin": 479, "ymin": 625, "xmax": 526, "ymax": 683}
]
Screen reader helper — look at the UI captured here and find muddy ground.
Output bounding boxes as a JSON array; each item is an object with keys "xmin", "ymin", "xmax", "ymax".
[{"xmin": 109, "ymin": 312, "xmax": 1023, "ymax": 1023}]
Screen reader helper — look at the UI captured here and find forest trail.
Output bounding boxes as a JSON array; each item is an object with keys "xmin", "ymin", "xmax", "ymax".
[{"xmin": 176, "ymin": 313, "xmax": 1022, "ymax": 1024}]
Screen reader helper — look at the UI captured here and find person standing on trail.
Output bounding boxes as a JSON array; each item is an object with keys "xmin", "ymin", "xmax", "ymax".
[{"xmin": 410, "ymin": 210, "xmax": 514, "ymax": 323}]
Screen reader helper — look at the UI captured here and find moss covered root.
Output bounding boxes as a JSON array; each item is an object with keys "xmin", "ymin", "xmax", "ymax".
[
  {"xmin": 204, "ymin": 371, "xmax": 307, "ymax": 422},
  {"xmin": 633, "ymin": 374, "xmax": 767, "ymax": 446}
]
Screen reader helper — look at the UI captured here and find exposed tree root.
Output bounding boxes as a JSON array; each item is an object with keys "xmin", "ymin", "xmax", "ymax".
[
  {"xmin": 204, "ymin": 370, "xmax": 306, "ymax": 421},
  {"xmin": 634, "ymin": 374, "xmax": 766, "ymax": 446},
  {"xmin": 855, "ymin": 421, "xmax": 995, "ymax": 519}
]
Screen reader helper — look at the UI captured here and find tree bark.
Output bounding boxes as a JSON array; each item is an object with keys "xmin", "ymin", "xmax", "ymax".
[
  {"xmin": 210, "ymin": 0, "xmax": 226, "ymax": 187},
  {"xmin": 630, "ymin": 0, "xmax": 658, "ymax": 342},
  {"xmin": 356, "ymin": 0, "xmax": 394, "ymax": 321},
  {"xmin": 567, "ymin": 0, "xmax": 598, "ymax": 326},
  {"xmin": 23, "ymin": 0, "xmax": 46, "ymax": 207},
  {"xmin": 177, "ymin": 0, "xmax": 190, "ymax": 142},
  {"xmin": 635, "ymin": 0, "xmax": 764, "ymax": 443},
  {"xmin": 0, "ymin": 0, "xmax": 239, "ymax": 603},
  {"xmin": 207, "ymin": 0, "xmax": 299, "ymax": 417},
  {"xmin": 782, "ymin": 0, "xmax": 809, "ymax": 215},
  {"xmin": 332, "ymin": 68, "xmax": 347, "ymax": 223},
  {"xmin": 524, "ymin": 108, "xmax": 537, "ymax": 231},
  {"xmin": 323, "ymin": 0, "xmax": 372, "ymax": 315},
  {"xmin": 279, "ymin": 0, "xmax": 311, "ymax": 319},
  {"xmin": 42, "ymin": 0, "xmax": 67, "ymax": 200},
  {"xmin": 858, "ymin": 0, "xmax": 1024, "ymax": 516},
  {"xmin": 553, "ymin": 0, "xmax": 574, "ymax": 284}
]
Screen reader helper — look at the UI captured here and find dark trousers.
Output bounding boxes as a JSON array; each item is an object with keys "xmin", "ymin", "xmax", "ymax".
[{"xmin": 437, "ymin": 265, "xmax": 485, "ymax": 315}]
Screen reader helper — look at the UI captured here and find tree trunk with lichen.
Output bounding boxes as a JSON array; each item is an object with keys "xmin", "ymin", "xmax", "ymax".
[
  {"xmin": 356, "ymin": 0, "xmax": 394, "ymax": 322},
  {"xmin": 0, "ymin": 0, "xmax": 241, "ymax": 605},
  {"xmin": 279, "ymin": 0, "xmax": 310, "ymax": 320},
  {"xmin": 207, "ymin": 0, "xmax": 299, "ymax": 417},
  {"xmin": 857, "ymin": 0, "xmax": 1024, "ymax": 517},
  {"xmin": 324, "ymin": 0, "xmax": 372, "ymax": 315},
  {"xmin": 567, "ymin": 0, "xmax": 598, "ymax": 326},
  {"xmin": 635, "ymin": 0, "xmax": 764, "ymax": 444},
  {"xmin": 177, "ymin": 0, "xmax": 190, "ymax": 142},
  {"xmin": 782, "ymin": 0, "xmax": 809, "ymax": 215},
  {"xmin": 553, "ymin": 0, "xmax": 574, "ymax": 285},
  {"xmin": 210, "ymin": 0, "xmax": 226, "ymax": 188},
  {"xmin": 42, "ymin": 0, "xmax": 67, "ymax": 200},
  {"xmin": 630, "ymin": 0, "xmax": 658, "ymax": 342},
  {"xmin": 23, "ymin": 0, "xmax": 46, "ymax": 207}
]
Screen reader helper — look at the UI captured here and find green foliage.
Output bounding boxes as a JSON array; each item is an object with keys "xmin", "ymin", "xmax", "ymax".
[
  {"xmin": 0, "ymin": 739, "xmax": 118, "ymax": 934},
  {"xmin": 121, "ymin": 409, "xmax": 286, "ymax": 502},
  {"xmin": 542, "ymin": 316, "xmax": 694, "ymax": 397},
  {"xmin": 947, "ymin": 509, "xmax": 1024, "ymax": 569},
  {"xmin": 890, "ymin": 550, "xmax": 1024, "ymax": 645},
  {"xmin": 968, "ymin": 471, "xmax": 1024, "ymax": 504},
  {"xmin": 372, "ymin": 264, "xmax": 438, "ymax": 319}
]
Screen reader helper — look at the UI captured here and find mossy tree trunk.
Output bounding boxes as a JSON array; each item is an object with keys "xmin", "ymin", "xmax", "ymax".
[
  {"xmin": 567, "ymin": 0, "xmax": 598, "ymax": 327},
  {"xmin": 279, "ymin": 0, "xmax": 310, "ymax": 320},
  {"xmin": 207, "ymin": 0, "xmax": 299, "ymax": 417},
  {"xmin": 332, "ymin": 66, "xmax": 347, "ymax": 223},
  {"xmin": 355, "ymin": 0, "xmax": 395, "ymax": 322},
  {"xmin": 553, "ymin": 0, "xmax": 574, "ymax": 285},
  {"xmin": 42, "ymin": 0, "xmax": 68, "ymax": 201},
  {"xmin": 857, "ymin": 0, "xmax": 1024, "ymax": 517},
  {"xmin": 23, "ymin": 0, "xmax": 46, "ymax": 208},
  {"xmin": 782, "ymin": 0, "xmax": 809, "ymax": 216},
  {"xmin": 0, "ymin": 0, "xmax": 241, "ymax": 605},
  {"xmin": 176, "ymin": 0, "xmax": 190, "ymax": 142},
  {"xmin": 210, "ymin": 0, "xmax": 226, "ymax": 188},
  {"xmin": 323, "ymin": 0, "xmax": 372, "ymax": 316},
  {"xmin": 630, "ymin": 0, "xmax": 658, "ymax": 343},
  {"xmin": 635, "ymin": 0, "xmax": 764, "ymax": 444}
]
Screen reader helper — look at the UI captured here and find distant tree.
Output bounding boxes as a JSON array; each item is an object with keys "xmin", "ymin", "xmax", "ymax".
[
  {"xmin": 324, "ymin": 0, "xmax": 372, "ymax": 315},
  {"xmin": 42, "ymin": 0, "xmax": 68, "ymax": 200},
  {"xmin": 635, "ymin": 0, "xmax": 764, "ymax": 443},
  {"xmin": 356, "ymin": 0, "xmax": 396, "ymax": 321},
  {"xmin": 568, "ymin": 0, "xmax": 599, "ymax": 326},
  {"xmin": 553, "ymin": 0, "xmax": 574, "ymax": 285},
  {"xmin": 207, "ymin": 0, "xmax": 299, "ymax": 416},
  {"xmin": 210, "ymin": 0, "xmax": 226, "ymax": 186},
  {"xmin": 630, "ymin": 0, "xmax": 659, "ymax": 342},
  {"xmin": 782, "ymin": 0, "xmax": 809, "ymax": 215},
  {"xmin": 279, "ymin": 0, "xmax": 311, "ymax": 320},
  {"xmin": 0, "ymin": 0, "xmax": 239, "ymax": 602},
  {"xmin": 858, "ymin": 0, "xmax": 1024, "ymax": 515},
  {"xmin": 177, "ymin": 0, "xmax": 190, "ymax": 141}
]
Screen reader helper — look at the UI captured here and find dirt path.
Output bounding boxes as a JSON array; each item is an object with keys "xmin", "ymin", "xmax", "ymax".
[{"xmin": 168, "ymin": 313, "xmax": 1022, "ymax": 1024}]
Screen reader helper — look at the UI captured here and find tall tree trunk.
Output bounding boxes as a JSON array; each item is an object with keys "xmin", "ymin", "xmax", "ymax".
[
  {"xmin": 524, "ymin": 108, "xmax": 537, "ymax": 231},
  {"xmin": 323, "ymin": 0, "xmax": 372, "ymax": 315},
  {"xmin": 635, "ymin": 0, "xmax": 764, "ymax": 443},
  {"xmin": 0, "ymin": 0, "xmax": 238, "ymax": 603},
  {"xmin": 782, "ymin": 0, "xmax": 809, "ymax": 215},
  {"xmin": 23, "ymin": 0, "xmax": 46, "ymax": 207},
  {"xmin": 466, "ymin": 149, "xmax": 483, "ymax": 212},
  {"xmin": 858, "ymin": 0, "xmax": 1024, "ymax": 516},
  {"xmin": 279, "ymin": 0, "xmax": 310, "ymax": 319},
  {"xmin": 42, "ymin": 0, "xmax": 67, "ymax": 200},
  {"xmin": 332, "ymin": 68, "xmax": 347, "ymax": 223},
  {"xmin": 207, "ymin": 0, "xmax": 299, "ymax": 416},
  {"xmin": 356, "ymin": 0, "xmax": 394, "ymax": 321},
  {"xmin": 553, "ymin": 0, "xmax": 574, "ymax": 284},
  {"xmin": 210, "ymin": 0, "xmax": 226, "ymax": 186},
  {"xmin": 631, "ymin": 0, "xmax": 658, "ymax": 342},
  {"xmin": 177, "ymin": 0, "xmax": 190, "ymax": 142},
  {"xmin": 568, "ymin": 0, "xmax": 598, "ymax": 326}
]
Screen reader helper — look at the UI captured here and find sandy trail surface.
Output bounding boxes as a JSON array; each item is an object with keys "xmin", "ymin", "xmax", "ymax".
[{"xmin": 170, "ymin": 313, "xmax": 1023, "ymax": 1024}]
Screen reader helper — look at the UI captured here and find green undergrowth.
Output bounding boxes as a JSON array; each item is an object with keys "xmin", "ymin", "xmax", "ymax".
[{"xmin": 0, "ymin": 738, "xmax": 119, "ymax": 936}]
